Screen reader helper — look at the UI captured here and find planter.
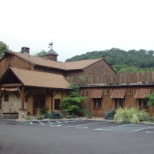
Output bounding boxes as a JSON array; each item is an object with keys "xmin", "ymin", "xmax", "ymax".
[{"xmin": 18, "ymin": 110, "xmax": 27, "ymax": 120}]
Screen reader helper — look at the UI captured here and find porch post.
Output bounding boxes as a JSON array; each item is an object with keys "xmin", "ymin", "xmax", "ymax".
[
  {"xmin": 51, "ymin": 90, "xmax": 54, "ymax": 111},
  {"xmin": 21, "ymin": 86, "xmax": 25, "ymax": 110},
  {"xmin": 0, "ymin": 86, "xmax": 1, "ymax": 109}
]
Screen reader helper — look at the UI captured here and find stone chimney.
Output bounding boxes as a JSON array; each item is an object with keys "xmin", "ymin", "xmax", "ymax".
[{"xmin": 21, "ymin": 47, "xmax": 30, "ymax": 55}]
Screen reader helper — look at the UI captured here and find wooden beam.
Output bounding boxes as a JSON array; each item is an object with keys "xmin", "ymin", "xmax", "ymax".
[
  {"xmin": 0, "ymin": 89, "xmax": 5, "ymax": 98},
  {"xmin": 53, "ymin": 90, "xmax": 59, "ymax": 97},
  {"xmin": 17, "ymin": 87, "xmax": 22, "ymax": 96},
  {"xmin": 21, "ymin": 86, "xmax": 25, "ymax": 110},
  {"xmin": 1, "ymin": 83, "xmax": 22, "ymax": 88},
  {"xmin": 50, "ymin": 90, "xmax": 54, "ymax": 111},
  {"xmin": 13, "ymin": 92, "xmax": 19, "ymax": 98}
]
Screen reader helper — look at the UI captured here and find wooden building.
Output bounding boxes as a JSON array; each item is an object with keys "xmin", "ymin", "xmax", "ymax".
[
  {"xmin": 0, "ymin": 47, "xmax": 115, "ymax": 117},
  {"xmin": 0, "ymin": 47, "xmax": 154, "ymax": 117},
  {"xmin": 81, "ymin": 84, "xmax": 154, "ymax": 117}
]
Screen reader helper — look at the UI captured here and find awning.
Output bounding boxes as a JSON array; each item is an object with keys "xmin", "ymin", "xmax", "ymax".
[
  {"xmin": 135, "ymin": 89, "xmax": 150, "ymax": 99},
  {"xmin": 90, "ymin": 90, "xmax": 103, "ymax": 98},
  {"xmin": 111, "ymin": 89, "xmax": 125, "ymax": 98}
]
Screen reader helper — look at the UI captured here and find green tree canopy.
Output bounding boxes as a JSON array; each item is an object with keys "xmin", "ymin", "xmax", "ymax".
[
  {"xmin": 145, "ymin": 93, "xmax": 154, "ymax": 106},
  {"xmin": 61, "ymin": 83, "xmax": 85, "ymax": 116},
  {"xmin": 35, "ymin": 50, "xmax": 47, "ymax": 57},
  {"xmin": 65, "ymin": 48, "xmax": 154, "ymax": 73},
  {"xmin": 0, "ymin": 41, "xmax": 8, "ymax": 58}
]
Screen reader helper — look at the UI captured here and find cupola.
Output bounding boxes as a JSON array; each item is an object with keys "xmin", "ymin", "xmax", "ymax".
[{"xmin": 44, "ymin": 42, "xmax": 58, "ymax": 61}]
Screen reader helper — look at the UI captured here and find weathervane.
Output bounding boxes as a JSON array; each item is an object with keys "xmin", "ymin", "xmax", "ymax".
[{"xmin": 48, "ymin": 42, "xmax": 53, "ymax": 48}]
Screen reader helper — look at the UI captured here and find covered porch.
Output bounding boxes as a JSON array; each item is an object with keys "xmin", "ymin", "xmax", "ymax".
[{"xmin": 0, "ymin": 68, "xmax": 70, "ymax": 118}]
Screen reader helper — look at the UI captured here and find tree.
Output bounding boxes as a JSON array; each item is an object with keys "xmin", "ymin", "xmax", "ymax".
[
  {"xmin": 0, "ymin": 41, "xmax": 8, "ymax": 58},
  {"xmin": 35, "ymin": 50, "xmax": 47, "ymax": 57},
  {"xmin": 61, "ymin": 83, "xmax": 85, "ymax": 116},
  {"xmin": 145, "ymin": 93, "xmax": 154, "ymax": 106},
  {"xmin": 65, "ymin": 48, "xmax": 154, "ymax": 73}
]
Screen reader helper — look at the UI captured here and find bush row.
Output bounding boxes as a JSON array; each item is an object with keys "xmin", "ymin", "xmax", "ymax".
[{"xmin": 104, "ymin": 108, "xmax": 151, "ymax": 124}]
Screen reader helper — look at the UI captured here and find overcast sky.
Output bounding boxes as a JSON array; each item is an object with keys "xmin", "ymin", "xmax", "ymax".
[{"xmin": 0, "ymin": 0, "xmax": 154, "ymax": 61}]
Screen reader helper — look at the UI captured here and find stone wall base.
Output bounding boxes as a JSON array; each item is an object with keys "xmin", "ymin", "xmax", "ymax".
[
  {"xmin": 3, "ymin": 113, "xmax": 18, "ymax": 118},
  {"xmin": 0, "ymin": 109, "xmax": 3, "ymax": 118},
  {"xmin": 18, "ymin": 110, "xmax": 27, "ymax": 120}
]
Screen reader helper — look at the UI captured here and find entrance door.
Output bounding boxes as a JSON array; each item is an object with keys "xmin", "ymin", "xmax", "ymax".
[{"xmin": 33, "ymin": 95, "xmax": 45, "ymax": 115}]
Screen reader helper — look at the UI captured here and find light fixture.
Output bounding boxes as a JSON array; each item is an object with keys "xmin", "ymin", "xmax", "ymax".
[
  {"xmin": 106, "ymin": 89, "xmax": 109, "ymax": 95},
  {"xmin": 129, "ymin": 89, "xmax": 131, "ymax": 95}
]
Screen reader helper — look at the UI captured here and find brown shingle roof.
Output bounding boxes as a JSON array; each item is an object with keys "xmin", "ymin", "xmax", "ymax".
[
  {"xmin": 6, "ymin": 51, "xmax": 102, "ymax": 71},
  {"xmin": 65, "ymin": 59, "xmax": 102, "ymax": 70},
  {"xmin": 10, "ymin": 68, "xmax": 70, "ymax": 89},
  {"xmin": 14, "ymin": 52, "xmax": 65, "ymax": 70}
]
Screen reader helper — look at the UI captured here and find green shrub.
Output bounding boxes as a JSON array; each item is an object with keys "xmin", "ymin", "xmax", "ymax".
[
  {"xmin": 39, "ymin": 106, "xmax": 49, "ymax": 118},
  {"xmin": 65, "ymin": 115, "xmax": 78, "ymax": 119},
  {"xmin": 48, "ymin": 111, "xmax": 63, "ymax": 119},
  {"xmin": 145, "ymin": 93, "xmax": 154, "ymax": 106},
  {"xmin": 114, "ymin": 108, "xmax": 149, "ymax": 124},
  {"xmin": 81, "ymin": 109, "xmax": 92, "ymax": 118},
  {"xmin": 35, "ymin": 114, "xmax": 44, "ymax": 120},
  {"xmin": 35, "ymin": 109, "xmax": 44, "ymax": 120},
  {"xmin": 25, "ymin": 115, "xmax": 31, "ymax": 120},
  {"xmin": 151, "ymin": 114, "xmax": 154, "ymax": 122},
  {"xmin": 61, "ymin": 83, "xmax": 85, "ymax": 116},
  {"xmin": 104, "ymin": 109, "xmax": 116, "ymax": 120}
]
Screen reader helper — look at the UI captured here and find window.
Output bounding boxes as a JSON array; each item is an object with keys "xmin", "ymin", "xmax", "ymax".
[
  {"xmin": 4, "ymin": 94, "xmax": 9, "ymax": 102},
  {"xmin": 139, "ymin": 99, "xmax": 148, "ymax": 109},
  {"xmin": 54, "ymin": 99, "xmax": 61, "ymax": 110},
  {"xmin": 93, "ymin": 98, "xmax": 101, "ymax": 108},
  {"xmin": 115, "ymin": 99, "xmax": 124, "ymax": 109}
]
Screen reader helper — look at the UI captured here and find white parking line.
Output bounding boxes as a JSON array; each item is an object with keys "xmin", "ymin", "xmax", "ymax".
[
  {"xmin": 94, "ymin": 124, "xmax": 154, "ymax": 133},
  {"xmin": 66, "ymin": 121, "xmax": 108, "ymax": 128},
  {"xmin": 146, "ymin": 131, "xmax": 154, "ymax": 134},
  {"xmin": 20, "ymin": 121, "xmax": 33, "ymax": 125},
  {"xmin": 48, "ymin": 121, "xmax": 53, "ymax": 124},
  {"xmin": 38, "ymin": 121, "xmax": 44, "ymax": 125},
  {"xmin": 20, "ymin": 121, "xmax": 154, "ymax": 133},
  {"xmin": 50, "ymin": 124, "xmax": 61, "ymax": 127}
]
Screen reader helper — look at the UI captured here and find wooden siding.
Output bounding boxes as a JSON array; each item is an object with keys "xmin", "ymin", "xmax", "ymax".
[
  {"xmin": 65, "ymin": 70, "xmax": 83, "ymax": 77},
  {"xmin": 65, "ymin": 59, "xmax": 116, "ymax": 84},
  {"xmin": 84, "ymin": 59, "xmax": 115, "ymax": 76},
  {"xmin": 66, "ymin": 72, "xmax": 154, "ymax": 85},
  {"xmin": 0, "ymin": 55, "xmax": 33, "ymax": 78},
  {"xmin": 81, "ymin": 86, "xmax": 154, "ymax": 117}
]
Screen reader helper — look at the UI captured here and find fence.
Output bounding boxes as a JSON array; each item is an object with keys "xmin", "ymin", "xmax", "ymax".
[{"xmin": 65, "ymin": 72, "xmax": 154, "ymax": 85}]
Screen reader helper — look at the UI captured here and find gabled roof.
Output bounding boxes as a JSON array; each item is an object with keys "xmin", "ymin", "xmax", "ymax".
[
  {"xmin": 1, "ymin": 68, "xmax": 70, "ymax": 89},
  {"xmin": 12, "ymin": 51, "xmax": 65, "ymax": 70},
  {"xmin": 3, "ymin": 51, "xmax": 103, "ymax": 71},
  {"xmin": 65, "ymin": 59, "xmax": 102, "ymax": 70}
]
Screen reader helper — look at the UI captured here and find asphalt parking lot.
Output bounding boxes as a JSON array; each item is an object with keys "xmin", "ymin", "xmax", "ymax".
[{"xmin": 0, "ymin": 119, "xmax": 154, "ymax": 154}]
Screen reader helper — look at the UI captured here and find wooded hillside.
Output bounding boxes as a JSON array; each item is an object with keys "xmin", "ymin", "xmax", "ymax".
[{"xmin": 66, "ymin": 48, "xmax": 154, "ymax": 73}]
